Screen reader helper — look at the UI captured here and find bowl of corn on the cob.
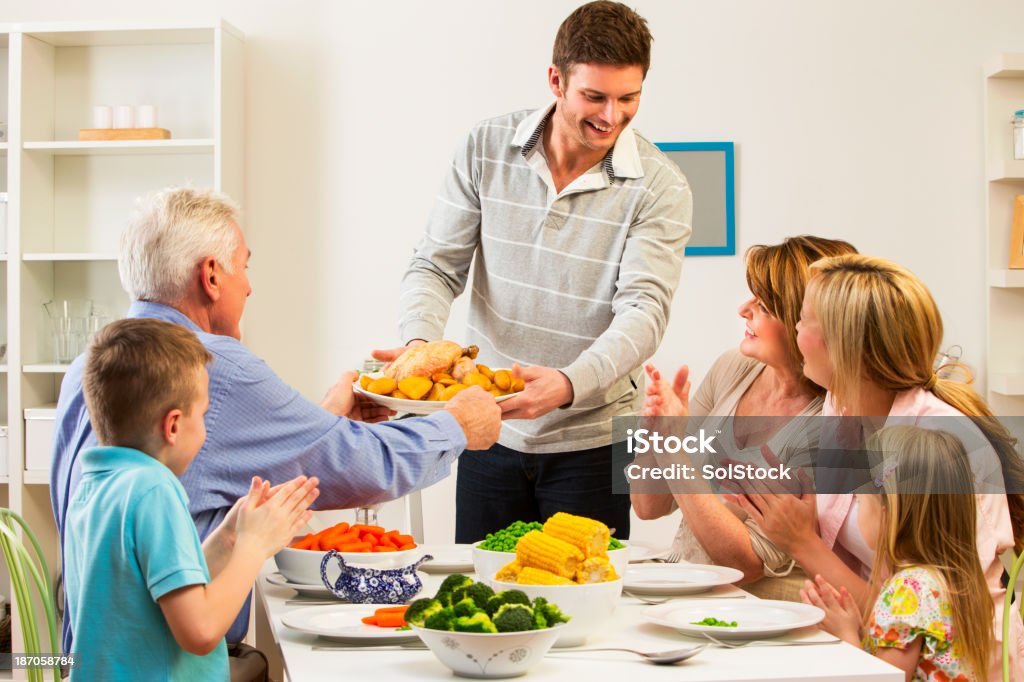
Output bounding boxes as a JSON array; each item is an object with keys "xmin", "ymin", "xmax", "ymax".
[{"xmin": 472, "ymin": 514, "xmax": 627, "ymax": 582}]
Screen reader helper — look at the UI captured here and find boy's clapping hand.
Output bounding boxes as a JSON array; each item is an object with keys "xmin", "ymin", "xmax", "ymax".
[{"xmin": 235, "ymin": 475, "xmax": 320, "ymax": 558}]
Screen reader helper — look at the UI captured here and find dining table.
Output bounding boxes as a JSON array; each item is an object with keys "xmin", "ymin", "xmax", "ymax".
[{"xmin": 257, "ymin": 547, "xmax": 902, "ymax": 682}]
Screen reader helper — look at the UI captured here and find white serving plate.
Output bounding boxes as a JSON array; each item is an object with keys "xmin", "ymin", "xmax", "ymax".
[
  {"xmin": 265, "ymin": 572, "xmax": 338, "ymax": 599},
  {"xmin": 622, "ymin": 563, "xmax": 743, "ymax": 595},
  {"xmin": 354, "ymin": 373, "xmax": 520, "ymax": 415},
  {"xmin": 415, "ymin": 544, "xmax": 474, "ymax": 574},
  {"xmin": 282, "ymin": 604, "xmax": 420, "ymax": 644},
  {"xmin": 644, "ymin": 599, "xmax": 825, "ymax": 640}
]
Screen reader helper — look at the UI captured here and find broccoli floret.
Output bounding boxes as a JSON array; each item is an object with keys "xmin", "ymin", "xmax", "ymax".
[
  {"xmin": 424, "ymin": 607, "xmax": 457, "ymax": 631},
  {"xmin": 532, "ymin": 596, "xmax": 571, "ymax": 627},
  {"xmin": 484, "ymin": 589, "xmax": 532, "ymax": 616},
  {"xmin": 436, "ymin": 574, "xmax": 474, "ymax": 606},
  {"xmin": 405, "ymin": 598, "xmax": 444, "ymax": 627},
  {"xmin": 453, "ymin": 597, "xmax": 481, "ymax": 619},
  {"xmin": 493, "ymin": 603, "xmax": 535, "ymax": 633},
  {"xmin": 453, "ymin": 612, "xmax": 498, "ymax": 633},
  {"xmin": 452, "ymin": 582, "xmax": 495, "ymax": 610}
]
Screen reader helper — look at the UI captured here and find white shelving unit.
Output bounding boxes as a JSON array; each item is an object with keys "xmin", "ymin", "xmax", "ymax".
[
  {"xmin": 2, "ymin": 19, "xmax": 244, "ymax": 669},
  {"xmin": 984, "ymin": 53, "xmax": 1024, "ymax": 415}
]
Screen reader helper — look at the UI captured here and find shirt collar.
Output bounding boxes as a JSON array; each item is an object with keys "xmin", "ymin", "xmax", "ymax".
[
  {"xmin": 80, "ymin": 446, "xmax": 169, "ymax": 475},
  {"xmin": 128, "ymin": 300, "xmax": 204, "ymax": 335},
  {"xmin": 511, "ymin": 102, "xmax": 645, "ymax": 182}
]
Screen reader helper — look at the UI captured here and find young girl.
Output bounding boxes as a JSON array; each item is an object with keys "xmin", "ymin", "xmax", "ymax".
[{"xmin": 802, "ymin": 425, "xmax": 993, "ymax": 681}]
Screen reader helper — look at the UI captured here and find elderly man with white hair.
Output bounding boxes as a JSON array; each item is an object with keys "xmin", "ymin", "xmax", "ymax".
[{"xmin": 49, "ymin": 187, "xmax": 502, "ymax": 674}]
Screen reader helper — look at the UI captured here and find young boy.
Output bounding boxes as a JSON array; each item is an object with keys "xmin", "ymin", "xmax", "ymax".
[{"xmin": 63, "ymin": 318, "xmax": 319, "ymax": 680}]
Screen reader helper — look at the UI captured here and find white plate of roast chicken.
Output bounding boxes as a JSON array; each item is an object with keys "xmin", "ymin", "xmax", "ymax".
[{"xmin": 354, "ymin": 340, "xmax": 523, "ymax": 415}]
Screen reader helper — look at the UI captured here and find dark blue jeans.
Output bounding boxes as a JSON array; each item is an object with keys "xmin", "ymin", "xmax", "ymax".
[{"xmin": 454, "ymin": 442, "xmax": 631, "ymax": 543}]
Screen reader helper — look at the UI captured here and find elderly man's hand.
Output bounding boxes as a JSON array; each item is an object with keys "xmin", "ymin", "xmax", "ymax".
[
  {"xmin": 320, "ymin": 370, "xmax": 395, "ymax": 422},
  {"xmin": 444, "ymin": 386, "xmax": 502, "ymax": 450},
  {"xmin": 499, "ymin": 364, "xmax": 573, "ymax": 420}
]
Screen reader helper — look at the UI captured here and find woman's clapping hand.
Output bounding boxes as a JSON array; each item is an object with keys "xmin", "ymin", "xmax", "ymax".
[{"xmin": 643, "ymin": 363, "xmax": 691, "ymax": 418}]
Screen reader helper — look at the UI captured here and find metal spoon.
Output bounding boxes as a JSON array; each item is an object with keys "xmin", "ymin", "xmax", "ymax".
[{"xmin": 548, "ymin": 643, "xmax": 707, "ymax": 665}]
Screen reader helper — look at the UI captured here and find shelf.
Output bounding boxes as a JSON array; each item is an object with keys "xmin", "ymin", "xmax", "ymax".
[
  {"xmin": 23, "ymin": 19, "xmax": 242, "ymax": 46},
  {"xmin": 23, "ymin": 253, "xmax": 118, "ymax": 261},
  {"xmin": 986, "ymin": 53, "xmax": 1024, "ymax": 79},
  {"xmin": 0, "ymin": 142, "xmax": 7, "ymax": 151},
  {"xmin": 986, "ymin": 160, "xmax": 1024, "ymax": 182},
  {"xmin": 0, "ymin": 254, "xmax": 7, "ymax": 261},
  {"xmin": 990, "ymin": 269, "xmax": 1024, "ymax": 287},
  {"xmin": 23, "ymin": 470, "xmax": 51, "ymax": 485},
  {"xmin": 0, "ymin": 366, "xmax": 7, "ymax": 373},
  {"xmin": 23, "ymin": 139, "xmax": 216, "ymax": 156},
  {"xmin": 989, "ymin": 373, "xmax": 1024, "ymax": 396},
  {"xmin": 0, "ymin": 476, "xmax": 9, "ymax": 485},
  {"xmin": 23, "ymin": 364, "xmax": 71, "ymax": 374}
]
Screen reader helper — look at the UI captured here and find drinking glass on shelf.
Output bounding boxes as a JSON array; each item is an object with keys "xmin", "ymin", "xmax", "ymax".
[
  {"xmin": 44, "ymin": 299, "xmax": 93, "ymax": 364},
  {"xmin": 355, "ymin": 504, "xmax": 380, "ymax": 526}
]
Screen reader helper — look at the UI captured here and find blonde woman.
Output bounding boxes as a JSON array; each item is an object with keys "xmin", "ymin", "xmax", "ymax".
[
  {"xmin": 804, "ymin": 426, "xmax": 993, "ymax": 681},
  {"xmin": 738, "ymin": 254, "xmax": 1024, "ymax": 679},
  {"xmin": 632, "ymin": 236, "xmax": 856, "ymax": 599}
]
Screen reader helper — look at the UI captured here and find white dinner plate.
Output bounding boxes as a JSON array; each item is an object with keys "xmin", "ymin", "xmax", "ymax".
[
  {"xmin": 626, "ymin": 544, "xmax": 669, "ymax": 563},
  {"xmin": 644, "ymin": 599, "xmax": 825, "ymax": 640},
  {"xmin": 354, "ymin": 373, "xmax": 520, "ymax": 415},
  {"xmin": 622, "ymin": 563, "xmax": 743, "ymax": 595},
  {"xmin": 415, "ymin": 544, "xmax": 474, "ymax": 574},
  {"xmin": 282, "ymin": 604, "xmax": 421, "ymax": 644},
  {"xmin": 265, "ymin": 572, "xmax": 337, "ymax": 599}
]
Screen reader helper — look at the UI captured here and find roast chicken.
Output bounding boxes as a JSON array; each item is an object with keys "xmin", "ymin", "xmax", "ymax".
[{"xmin": 384, "ymin": 340, "xmax": 480, "ymax": 383}]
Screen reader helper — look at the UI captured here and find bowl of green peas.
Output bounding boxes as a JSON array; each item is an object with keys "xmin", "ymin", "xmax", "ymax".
[{"xmin": 472, "ymin": 520, "xmax": 628, "ymax": 583}]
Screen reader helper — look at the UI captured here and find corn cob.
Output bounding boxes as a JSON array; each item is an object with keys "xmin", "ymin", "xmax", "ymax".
[
  {"xmin": 515, "ymin": 530, "xmax": 582, "ymax": 578},
  {"xmin": 575, "ymin": 556, "xmax": 618, "ymax": 584},
  {"xmin": 495, "ymin": 560, "xmax": 523, "ymax": 583},
  {"xmin": 542, "ymin": 512, "xmax": 611, "ymax": 559},
  {"xmin": 517, "ymin": 567, "xmax": 575, "ymax": 585}
]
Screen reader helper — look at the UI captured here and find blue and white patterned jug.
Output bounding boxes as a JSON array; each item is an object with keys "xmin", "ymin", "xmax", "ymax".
[{"xmin": 320, "ymin": 551, "xmax": 432, "ymax": 604}]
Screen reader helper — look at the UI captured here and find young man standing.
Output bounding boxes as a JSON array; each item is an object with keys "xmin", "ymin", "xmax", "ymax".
[{"xmin": 378, "ymin": 1, "xmax": 693, "ymax": 541}]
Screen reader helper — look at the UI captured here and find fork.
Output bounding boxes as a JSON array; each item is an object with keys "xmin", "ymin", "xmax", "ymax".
[
  {"xmin": 701, "ymin": 632, "xmax": 842, "ymax": 648},
  {"xmin": 650, "ymin": 549, "xmax": 683, "ymax": 563}
]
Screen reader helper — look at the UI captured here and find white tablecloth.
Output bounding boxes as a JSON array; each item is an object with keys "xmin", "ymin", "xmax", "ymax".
[{"xmin": 257, "ymin": 551, "xmax": 901, "ymax": 682}]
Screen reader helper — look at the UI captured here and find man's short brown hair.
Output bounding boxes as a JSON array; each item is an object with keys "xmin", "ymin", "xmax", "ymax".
[
  {"xmin": 552, "ymin": 1, "xmax": 653, "ymax": 80},
  {"xmin": 83, "ymin": 318, "xmax": 212, "ymax": 449}
]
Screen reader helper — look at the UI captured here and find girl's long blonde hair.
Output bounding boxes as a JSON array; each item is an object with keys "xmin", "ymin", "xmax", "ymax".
[
  {"xmin": 868, "ymin": 426, "xmax": 993, "ymax": 681},
  {"xmin": 809, "ymin": 254, "xmax": 1024, "ymax": 553}
]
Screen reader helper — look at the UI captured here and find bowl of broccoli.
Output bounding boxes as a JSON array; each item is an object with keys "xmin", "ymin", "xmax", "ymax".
[
  {"xmin": 490, "ymin": 577, "xmax": 622, "ymax": 647},
  {"xmin": 407, "ymin": 574, "xmax": 568, "ymax": 678}
]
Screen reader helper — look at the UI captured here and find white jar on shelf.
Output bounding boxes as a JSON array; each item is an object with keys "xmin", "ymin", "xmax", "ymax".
[{"xmin": 1014, "ymin": 109, "xmax": 1024, "ymax": 160}]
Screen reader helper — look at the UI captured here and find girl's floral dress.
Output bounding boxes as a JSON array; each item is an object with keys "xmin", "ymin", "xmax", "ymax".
[{"xmin": 864, "ymin": 566, "xmax": 972, "ymax": 681}]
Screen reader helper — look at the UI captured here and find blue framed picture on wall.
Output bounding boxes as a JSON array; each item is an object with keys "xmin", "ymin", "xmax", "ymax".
[{"xmin": 655, "ymin": 142, "xmax": 736, "ymax": 256}]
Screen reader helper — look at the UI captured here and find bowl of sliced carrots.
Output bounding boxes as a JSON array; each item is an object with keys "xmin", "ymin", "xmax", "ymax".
[{"xmin": 275, "ymin": 522, "xmax": 420, "ymax": 585}]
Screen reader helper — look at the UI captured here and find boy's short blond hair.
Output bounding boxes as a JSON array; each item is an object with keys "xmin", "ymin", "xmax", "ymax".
[{"xmin": 83, "ymin": 318, "xmax": 212, "ymax": 449}]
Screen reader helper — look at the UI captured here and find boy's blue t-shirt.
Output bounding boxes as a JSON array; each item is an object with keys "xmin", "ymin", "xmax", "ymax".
[{"xmin": 63, "ymin": 446, "xmax": 228, "ymax": 681}]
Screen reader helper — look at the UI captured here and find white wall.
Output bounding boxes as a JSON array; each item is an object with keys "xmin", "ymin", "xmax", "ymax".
[{"xmin": 5, "ymin": 0, "xmax": 1022, "ymax": 544}]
